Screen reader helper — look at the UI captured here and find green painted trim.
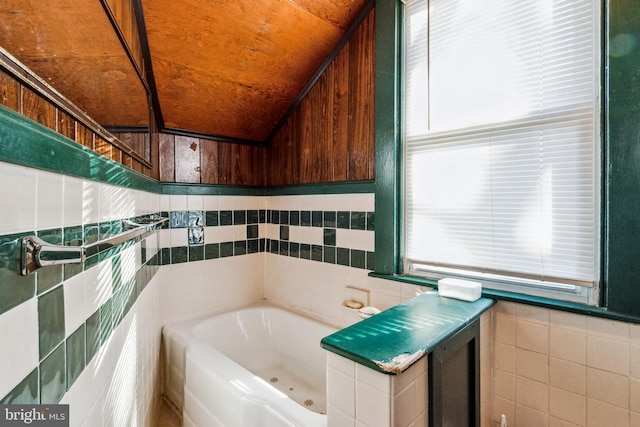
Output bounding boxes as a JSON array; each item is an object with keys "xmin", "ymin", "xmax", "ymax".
[
  {"xmin": 374, "ymin": 0, "xmax": 403, "ymax": 275},
  {"xmin": 0, "ymin": 105, "xmax": 161, "ymax": 193},
  {"xmin": 161, "ymin": 183, "xmax": 266, "ymax": 196},
  {"xmin": 266, "ymin": 180, "xmax": 375, "ymax": 195},
  {"xmin": 370, "ymin": 272, "xmax": 640, "ymax": 325}
]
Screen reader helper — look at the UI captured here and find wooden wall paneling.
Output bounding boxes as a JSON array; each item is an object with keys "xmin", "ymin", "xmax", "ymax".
[
  {"xmin": 158, "ymin": 133, "xmax": 175, "ymax": 181},
  {"xmin": 332, "ymin": 45, "xmax": 351, "ymax": 182},
  {"xmin": 311, "ymin": 70, "xmax": 333, "ymax": 183},
  {"xmin": 200, "ymin": 139, "xmax": 219, "ymax": 184},
  {"xmin": 299, "ymin": 96, "xmax": 315, "ymax": 184},
  {"xmin": 122, "ymin": 153, "xmax": 133, "ymax": 169},
  {"xmin": 218, "ymin": 141, "xmax": 232, "ymax": 185},
  {"xmin": 21, "ymin": 87, "xmax": 56, "ymax": 131},
  {"xmin": 174, "ymin": 135, "xmax": 200, "ymax": 183},
  {"xmin": 231, "ymin": 144, "xmax": 247, "ymax": 186},
  {"xmin": 57, "ymin": 110, "xmax": 76, "ymax": 140},
  {"xmin": 347, "ymin": 9, "xmax": 375, "ymax": 181},
  {"xmin": 0, "ymin": 69, "xmax": 20, "ymax": 112},
  {"xmin": 76, "ymin": 123, "xmax": 95, "ymax": 150},
  {"xmin": 111, "ymin": 146, "xmax": 122, "ymax": 163},
  {"xmin": 94, "ymin": 136, "xmax": 113, "ymax": 159},
  {"xmin": 252, "ymin": 144, "xmax": 266, "ymax": 187}
]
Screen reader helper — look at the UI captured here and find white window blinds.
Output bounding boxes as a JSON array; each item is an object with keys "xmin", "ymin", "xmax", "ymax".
[{"xmin": 404, "ymin": 0, "xmax": 600, "ymax": 299}]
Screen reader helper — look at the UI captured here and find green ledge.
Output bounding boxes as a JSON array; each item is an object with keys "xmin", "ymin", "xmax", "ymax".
[
  {"xmin": 320, "ymin": 291, "xmax": 494, "ymax": 374},
  {"xmin": 161, "ymin": 183, "xmax": 266, "ymax": 196},
  {"xmin": 266, "ymin": 180, "xmax": 375, "ymax": 195}
]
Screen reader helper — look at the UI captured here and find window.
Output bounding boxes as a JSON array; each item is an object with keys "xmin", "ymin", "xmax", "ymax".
[{"xmin": 403, "ymin": 0, "xmax": 600, "ymax": 303}]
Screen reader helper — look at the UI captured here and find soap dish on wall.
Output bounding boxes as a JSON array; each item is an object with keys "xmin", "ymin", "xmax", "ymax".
[{"xmin": 343, "ymin": 286, "xmax": 369, "ymax": 310}]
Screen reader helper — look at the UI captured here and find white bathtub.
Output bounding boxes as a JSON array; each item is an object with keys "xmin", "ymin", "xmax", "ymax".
[{"xmin": 162, "ymin": 301, "xmax": 336, "ymax": 427}]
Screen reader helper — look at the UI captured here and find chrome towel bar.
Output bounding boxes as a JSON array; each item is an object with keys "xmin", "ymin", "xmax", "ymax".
[{"xmin": 20, "ymin": 215, "xmax": 167, "ymax": 276}]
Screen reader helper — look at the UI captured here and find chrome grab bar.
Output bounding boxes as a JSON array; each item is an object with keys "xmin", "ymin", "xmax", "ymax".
[{"xmin": 20, "ymin": 215, "xmax": 167, "ymax": 275}]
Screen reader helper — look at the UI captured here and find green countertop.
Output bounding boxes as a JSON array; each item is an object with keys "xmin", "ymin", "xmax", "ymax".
[{"xmin": 320, "ymin": 291, "xmax": 495, "ymax": 374}]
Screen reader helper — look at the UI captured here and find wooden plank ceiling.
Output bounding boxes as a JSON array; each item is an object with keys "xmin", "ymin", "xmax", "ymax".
[{"xmin": 0, "ymin": 0, "xmax": 371, "ymax": 144}]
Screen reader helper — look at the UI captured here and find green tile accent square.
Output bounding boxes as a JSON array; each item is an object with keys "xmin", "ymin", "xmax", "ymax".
[
  {"xmin": 289, "ymin": 211, "xmax": 300, "ymax": 226},
  {"xmin": 311, "ymin": 245, "xmax": 323, "ymax": 262},
  {"xmin": 312, "ymin": 211, "xmax": 323, "ymax": 227},
  {"xmin": 271, "ymin": 210, "xmax": 279, "ymax": 224},
  {"xmin": 219, "ymin": 210, "xmax": 233, "ymax": 226},
  {"xmin": 300, "ymin": 211, "xmax": 311, "ymax": 226},
  {"xmin": 220, "ymin": 242, "xmax": 234, "ymax": 258},
  {"xmin": 351, "ymin": 249, "xmax": 366, "ymax": 269},
  {"xmin": 160, "ymin": 248, "xmax": 171, "ymax": 265},
  {"xmin": 351, "ymin": 212, "xmax": 366, "ymax": 230},
  {"xmin": 83, "ymin": 223, "xmax": 99, "ymax": 245},
  {"xmin": 324, "ymin": 246, "xmax": 336, "ymax": 264},
  {"xmin": 259, "ymin": 210, "xmax": 266, "ymax": 223},
  {"xmin": 300, "ymin": 243, "xmax": 311, "ymax": 260},
  {"xmin": 279, "ymin": 241, "xmax": 289, "ymax": 256},
  {"xmin": 98, "ymin": 299, "xmax": 113, "ymax": 346},
  {"xmin": 247, "ymin": 224, "xmax": 258, "ymax": 239},
  {"xmin": 0, "ymin": 232, "xmax": 36, "ymax": 316},
  {"xmin": 205, "ymin": 243, "xmax": 219, "ymax": 260},
  {"xmin": 111, "ymin": 255, "xmax": 123, "ymax": 293},
  {"xmin": 337, "ymin": 247, "xmax": 350, "ymax": 266},
  {"xmin": 1, "ymin": 368, "xmax": 39, "ymax": 404},
  {"xmin": 40, "ymin": 343, "xmax": 65, "ymax": 404},
  {"xmin": 66, "ymin": 324, "xmax": 85, "ymax": 390},
  {"xmin": 63, "ymin": 226, "xmax": 83, "ymax": 281},
  {"xmin": 85, "ymin": 309, "xmax": 100, "ymax": 364},
  {"xmin": 36, "ymin": 228, "xmax": 63, "ymax": 295},
  {"xmin": 189, "ymin": 245, "xmax": 204, "ymax": 262},
  {"xmin": 205, "ymin": 211, "xmax": 219, "ymax": 226},
  {"xmin": 323, "ymin": 211, "xmax": 336, "ymax": 227},
  {"xmin": 83, "ymin": 254, "xmax": 100, "ymax": 270},
  {"xmin": 367, "ymin": 251, "xmax": 375, "ymax": 271},
  {"xmin": 323, "ymin": 228, "xmax": 336, "ymax": 246},
  {"xmin": 171, "ymin": 246, "xmax": 188, "ymax": 264},
  {"xmin": 234, "ymin": 210, "xmax": 246, "ymax": 225},
  {"xmin": 337, "ymin": 211, "xmax": 351, "ymax": 229},
  {"xmin": 280, "ymin": 210, "xmax": 289, "ymax": 225},
  {"xmin": 99, "ymin": 222, "xmax": 112, "ymax": 240},
  {"xmin": 280, "ymin": 225, "xmax": 289, "ymax": 241},
  {"xmin": 289, "ymin": 242, "xmax": 300, "ymax": 258},
  {"xmin": 366, "ymin": 212, "xmax": 375, "ymax": 231},
  {"xmin": 234, "ymin": 241, "xmax": 247, "ymax": 256},
  {"xmin": 269, "ymin": 239, "xmax": 279, "ymax": 254},
  {"xmin": 248, "ymin": 239, "xmax": 259, "ymax": 254},
  {"xmin": 141, "ymin": 239, "xmax": 147, "ymax": 264},
  {"xmin": 247, "ymin": 210, "xmax": 259, "ymax": 224},
  {"xmin": 38, "ymin": 285, "xmax": 65, "ymax": 360},
  {"xmin": 188, "ymin": 211, "xmax": 204, "ymax": 228}
]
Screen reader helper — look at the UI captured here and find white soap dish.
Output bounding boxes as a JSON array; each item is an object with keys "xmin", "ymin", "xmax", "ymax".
[{"xmin": 437, "ymin": 278, "xmax": 482, "ymax": 302}]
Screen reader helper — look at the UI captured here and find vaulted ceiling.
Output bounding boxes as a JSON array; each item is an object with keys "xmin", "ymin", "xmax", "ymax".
[{"xmin": 0, "ymin": 0, "xmax": 372, "ymax": 143}]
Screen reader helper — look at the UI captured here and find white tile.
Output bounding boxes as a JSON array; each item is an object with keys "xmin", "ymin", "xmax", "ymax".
[
  {"xmin": 328, "ymin": 368, "xmax": 356, "ymax": 416},
  {"xmin": 0, "ymin": 161, "xmax": 37, "ymax": 233},
  {"xmin": 170, "ymin": 229, "xmax": 188, "ymax": 247},
  {"xmin": 86, "ymin": 260, "xmax": 113, "ymax": 315},
  {"xmin": 158, "ymin": 229, "xmax": 171, "ymax": 249},
  {"xmin": 355, "ymin": 381, "xmax": 391, "ymax": 427},
  {"xmin": 328, "ymin": 353, "xmax": 356, "ymax": 377},
  {"xmin": 111, "ymin": 185, "xmax": 134, "ymax": 220},
  {"xmin": 160, "ymin": 195, "xmax": 171, "ymax": 212},
  {"xmin": 187, "ymin": 194, "xmax": 204, "ymax": 211},
  {"xmin": 170, "ymin": 194, "xmax": 187, "ymax": 211},
  {"xmin": 63, "ymin": 175, "xmax": 84, "ymax": 226},
  {"xmin": 327, "ymin": 404, "xmax": 355, "ymax": 427},
  {"xmin": 0, "ymin": 298, "xmax": 39, "ymax": 397},
  {"xmin": 36, "ymin": 170, "xmax": 64, "ymax": 229},
  {"xmin": 356, "ymin": 364, "xmax": 391, "ymax": 393},
  {"xmin": 202, "ymin": 195, "xmax": 219, "ymax": 211},
  {"xmin": 82, "ymin": 180, "xmax": 100, "ymax": 225},
  {"xmin": 64, "ymin": 271, "xmax": 86, "ymax": 336},
  {"xmin": 203, "ymin": 227, "xmax": 219, "ymax": 244}
]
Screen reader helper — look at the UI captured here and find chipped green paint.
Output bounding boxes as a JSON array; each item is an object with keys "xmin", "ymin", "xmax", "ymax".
[{"xmin": 320, "ymin": 291, "xmax": 494, "ymax": 374}]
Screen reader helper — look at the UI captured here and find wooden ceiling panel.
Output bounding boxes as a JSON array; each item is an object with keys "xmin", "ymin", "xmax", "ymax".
[
  {"xmin": 142, "ymin": 0, "xmax": 370, "ymax": 141},
  {"xmin": 0, "ymin": 0, "xmax": 149, "ymax": 126}
]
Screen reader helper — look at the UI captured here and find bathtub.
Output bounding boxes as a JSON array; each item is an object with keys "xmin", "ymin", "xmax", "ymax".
[{"xmin": 162, "ymin": 301, "xmax": 336, "ymax": 427}]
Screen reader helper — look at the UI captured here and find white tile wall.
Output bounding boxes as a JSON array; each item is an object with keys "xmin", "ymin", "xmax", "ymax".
[{"xmin": 0, "ymin": 161, "xmax": 37, "ymax": 234}]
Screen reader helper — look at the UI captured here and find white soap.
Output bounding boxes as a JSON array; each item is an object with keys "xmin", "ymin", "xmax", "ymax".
[{"xmin": 437, "ymin": 278, "xmax": 482, "ymax": 302}]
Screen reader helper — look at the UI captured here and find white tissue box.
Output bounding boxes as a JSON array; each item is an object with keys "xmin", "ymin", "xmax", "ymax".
[{"xmin": 438, "ymin": 278, "xmax": 482, "ymax": 302}]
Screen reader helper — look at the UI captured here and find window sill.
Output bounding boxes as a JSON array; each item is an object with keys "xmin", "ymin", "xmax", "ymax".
[{"xmin": 368, "ymin": 272, "xmax": 640, "ymax": 325}]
